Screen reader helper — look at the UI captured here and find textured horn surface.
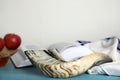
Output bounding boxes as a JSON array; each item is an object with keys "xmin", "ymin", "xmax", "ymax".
[{"xmin": 25, "ymin": 50, "xmax": 112, "ymax": 78}]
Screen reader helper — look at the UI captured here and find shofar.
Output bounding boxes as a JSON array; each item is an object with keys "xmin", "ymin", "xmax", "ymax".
[{"xmin": 25, "ymin": 50, "xmax": 112, "ymax": 78}]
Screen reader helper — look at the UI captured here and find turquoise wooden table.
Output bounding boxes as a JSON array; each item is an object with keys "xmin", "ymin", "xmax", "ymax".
[{"xmin": 0, "ymin": 60, "xmax": 120, "ymax": 80}]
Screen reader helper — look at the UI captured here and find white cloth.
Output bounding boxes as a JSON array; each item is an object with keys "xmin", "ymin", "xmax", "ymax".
[
  {"xmin": 88, "ymin": 62, "xmax": 120, "ymax": 76},
  {"xmin": 85, "ymin": 37, "xmax": 120, "ymax": 76},
  {"xmin": 61, "ymin": 46, "xmax": 93, "ymax": 61},
  {"xmin": 85, "ymin": 37, "xmax": 120, "ymax": 62}
]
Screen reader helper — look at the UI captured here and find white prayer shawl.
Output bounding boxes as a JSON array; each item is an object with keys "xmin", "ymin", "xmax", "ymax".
[{"xmin": 84, "ymin": 37, "xmax": 120, "ymax": 76}]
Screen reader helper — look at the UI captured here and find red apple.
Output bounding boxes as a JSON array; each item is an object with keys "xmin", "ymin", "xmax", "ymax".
[
  {"xmin": 4, "ymin": 33, "xmax": 21, "ymax": 50},
  {"xmin": 0, "ymin": 38, "xmax": 4, "ymax": 51}
]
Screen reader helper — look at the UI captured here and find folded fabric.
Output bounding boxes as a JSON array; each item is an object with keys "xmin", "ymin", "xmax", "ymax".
[
  {"xmin": 61, "ymin": 46, "xmax": 93, "ymax": 61},
  {"xmin": 88, "ymin": 62, "xmax": 120, "ymax": 76},
  {"xmin": 82, "ymin": 37, "xmax": 120, "ymax": 76},
  {"xmin": 84, "ymin": 37, "xmax": 120, "ymax": 62}
]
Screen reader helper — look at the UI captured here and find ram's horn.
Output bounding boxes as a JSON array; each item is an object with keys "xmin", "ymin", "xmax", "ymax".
[{"xmin": 25, "ymin": 50, "xmax": 112, "ymax": 78}]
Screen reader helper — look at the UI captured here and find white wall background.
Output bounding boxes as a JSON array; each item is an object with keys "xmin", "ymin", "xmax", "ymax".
[{"xmin": 0, "ymin": 0, "xmax": 120, "ymax": 47}]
